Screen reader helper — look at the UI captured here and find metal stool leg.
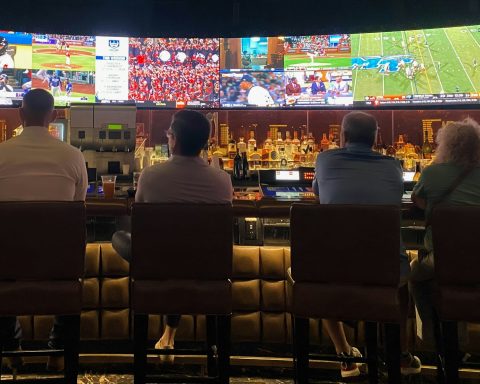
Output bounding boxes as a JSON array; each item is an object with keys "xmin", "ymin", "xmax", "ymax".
[
  {"xmin": 293, "ymin": 316, "xmax": 309, "ymax": 384},
  {"xmin": 217, "ymin": 315, "xmax": 231, "ymax": 384},
  {"xmin": 206, "ymin": 315, "xmax": 218, "ymax": 378},
  {"xmin": 433, "ymin": 312, "xmax": 446, "ymax": 384},
  {"xmin": 365, "ymin": 321, "xmax": 379, "ymax": 384},
  {"xmin": 442, "ymin": 321, "xmax": 459, "ymax": 384},
  {"xmin": 385, "ymin": 323, "xmax": 401, "ymax": 384},
  {"xmin": 134, "ymin": 314, "xmax": 149, "ymax": 384},
  {"xmin": 64, "ymin": 315, "xmax": 81, "ymax": 384},
  {"xmin": 0, "ymin": 343, "xmax": 3, "ymax": 380}
]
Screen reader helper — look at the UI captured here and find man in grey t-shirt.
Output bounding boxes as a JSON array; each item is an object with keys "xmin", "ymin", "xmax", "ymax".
[{"xmin": 112, "ymin": 110, "xmax": 232, "ymax": 363}]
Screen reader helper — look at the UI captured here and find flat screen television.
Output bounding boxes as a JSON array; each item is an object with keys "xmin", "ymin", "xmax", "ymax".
[
  {"xmin": 0, "ymin": 31, "xmax": 32, "ymax": 105},
  {"xmin": 1, "ymin": 24, "xmax": 480, "ymax": 108},
  {"xmin": 30, "ymin": 34, "xmax": 96, "ymax": 106},
  {"xmin": 128, "ymin": 37, "xmax": 220, "ymax": 108},
  {"xmin": 352, "ymin": 26, "xmax": 480, "ymax": 106}
]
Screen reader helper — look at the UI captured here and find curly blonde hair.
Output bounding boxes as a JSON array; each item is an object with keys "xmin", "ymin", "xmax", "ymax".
[{"xmin": 434, "ymin": 118, "xmax": 480, "ymax": 167}]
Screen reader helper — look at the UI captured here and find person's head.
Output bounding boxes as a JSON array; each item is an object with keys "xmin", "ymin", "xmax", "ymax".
[
  {"xmin": 0, "ymin": 37, "xmax": 8, "ymax": 55},
  {"xmin": 336, "ymin": 76, "xmax": 342, "ymax": 83},
  {"xmin": 341, "ymin": 111, "xmax": 377, "ymax": 147},
  {"xmin": 240, "ymin": 74, "xmax": 254, "ymax": 91},
  {"xmin": 167, "ymin": 110, "xmax": 210, "ymax": 156},
  {"xmin": 291, "ymin": 77, "xmax": 297, "ymax": 83},
  {"xmin": 434, "ymin": 118, "xmax": 480, "ymax": 167},
  {"xmin": 19, "ymin": 88, "xmax": 56, "ymax": 128}
]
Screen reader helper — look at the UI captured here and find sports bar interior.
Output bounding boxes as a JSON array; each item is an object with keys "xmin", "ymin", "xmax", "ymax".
[{"xmin": 1, "ymin": 0, "xmax": 480, "ymax": 383}]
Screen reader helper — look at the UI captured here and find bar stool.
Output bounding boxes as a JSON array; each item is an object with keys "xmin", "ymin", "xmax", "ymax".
[
  {"xmin": 290, "ymin": 204, "xmax": 402, "ymax": 384},
  {"xmin": 0, "ymin": 201, "xmax": 86, "ymax": 383},
  {"xmin": 431, "ymin": 206, "xmax": 480, "ymax": 384},
  {"xmin": 131, "ymin": 203, "xmax": 232, "ymax": 384}
]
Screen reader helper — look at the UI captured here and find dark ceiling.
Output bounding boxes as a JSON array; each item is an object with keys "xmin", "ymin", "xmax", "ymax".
[{"xmin": 2, "ymin": 0, "xmax": 480, "ymax": 37}]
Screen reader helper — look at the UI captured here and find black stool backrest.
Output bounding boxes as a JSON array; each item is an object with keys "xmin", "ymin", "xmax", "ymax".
[
  {"xmin": 131, "ymin": 203, "xmax": 233, "ymax": 281},
  {"xmin": 432, "ymin": 205, "xmax": 480, "ymax": 286},
  {"xmin": 0, "ymin": 201, "xmax": 86, "ymax": 281},
  {"xmin": 291, "ymin": 204, "xmax": 400, "ymax": 286}
]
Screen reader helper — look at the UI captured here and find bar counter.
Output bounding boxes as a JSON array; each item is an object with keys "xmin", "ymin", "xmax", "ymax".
[{"xmin": 86, "ymin": 196, "xmax": 424, "ymax": 221}]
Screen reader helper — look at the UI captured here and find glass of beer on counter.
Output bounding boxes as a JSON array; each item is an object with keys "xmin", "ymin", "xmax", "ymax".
[{"xmin": 101, "ymin": 175, "xmax": 117, "ymax": 199}]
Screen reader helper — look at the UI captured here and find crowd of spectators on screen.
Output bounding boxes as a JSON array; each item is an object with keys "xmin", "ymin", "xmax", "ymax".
[
  {"xmin": 284, "ymin": 34, "xmax": 351, "ymax": 53},
  {"xmin": 129, "ymin": 38, "xmax": 219, "ymax": 105}
]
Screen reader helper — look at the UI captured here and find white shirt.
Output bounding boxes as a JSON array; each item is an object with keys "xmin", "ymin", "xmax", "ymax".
[
  {"xmin": 248, "ymin": 85, "xmax": 275, "ymax": 107},
  {"xmin": 0, "ymin": 53, "xmax": 14, "ymax": 69},
  {"xmin": 0, "ymin": 126, "xmax": 88, "ymax": 201},
  {"xmin": 136, "ymin": 155, "xmax": 233, "ymax": 203}
]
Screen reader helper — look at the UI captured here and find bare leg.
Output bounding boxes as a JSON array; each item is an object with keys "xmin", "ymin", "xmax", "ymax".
[
  {"xmin": 156, "ymin": 315, "xmax": 180, "ymax": 347},
  {"xmin": 322, "ymin": 319, "xmax": 351, "ymax": 354},
  {"xmin": 157, "ymin": 325, "xmax": 177, "ymax": 347}
]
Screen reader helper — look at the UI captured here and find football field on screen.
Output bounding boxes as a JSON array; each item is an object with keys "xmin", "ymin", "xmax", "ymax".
[{"xmin": 352, "ymin": 26, "xmax": 480, "ymax": 101}]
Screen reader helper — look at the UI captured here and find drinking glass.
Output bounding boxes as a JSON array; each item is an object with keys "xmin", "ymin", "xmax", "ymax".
[{"xmin": 101, "ymin": 175, "xmax": 117, "ymax": 199}]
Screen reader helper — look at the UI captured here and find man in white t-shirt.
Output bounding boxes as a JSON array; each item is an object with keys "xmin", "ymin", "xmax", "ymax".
[
  {"xmin": 0, "ymin": 37, "xmax": 14, "ymax": 69},
  {"xmin": 112, "ymin": 109, "xmax": 232, "ymax": 363},
  {"xmin": 0, "ymin": 89, "xmax": 87, "ymax": 371}
]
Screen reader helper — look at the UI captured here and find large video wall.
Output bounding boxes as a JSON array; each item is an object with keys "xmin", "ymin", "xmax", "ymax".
[{"xmin": 1, "ymin": 24, "xmax": 480, "ymax": 108}]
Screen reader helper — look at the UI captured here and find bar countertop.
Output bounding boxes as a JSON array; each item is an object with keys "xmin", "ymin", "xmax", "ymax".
[{"xmin": 86, "ymin": 196, "xmax": 424, "ymax": 222}]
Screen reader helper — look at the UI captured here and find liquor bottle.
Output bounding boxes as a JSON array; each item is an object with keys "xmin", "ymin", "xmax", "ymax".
[
  {"xmin": 386, "ymin": 145, "xmax": 396, "ymax": 157},
  {"xmin": 242, "ymin": 151, "xmax": 249, "ymax": 178},
  {"xmin": 237, "ymin": 136, "xmax": 247, "ymax": 154},
  {"xmin": 292, "ymin": 130, "xmax": 301, "ymax": 154},
  {"xmin": 307, "ymin": 132, "xmax": 316, "ymax": 151},
  {"xmin": 395, "ymin": 135, "xmax": 405, "ymax": 160},
  {"xmin": 422, "ymin": 129, "xmax": 432, "ymax": 160},
  {"xmin": 227, "ymin": 133, "xmax": 237, "ymax": 159},
  {"xmin": 320, "ymin": 133, "xmax": 330, "ymax": 152},
  {"xmin": 247, "ymin": 130, "xmax": 256, "ymax": 154},
  {"xmin": 285, "ymin": 131, "xmax": 293, "ymax": 159},
  {"xmin": 279, "ymin": 147, "xmax": 288, "ymax": 168},
  {"xmin": 396, "ymin": 134, "xmax": 405, "ymax": 149},
  {"xmin": 306, "ymin": 147, "xmax": 315, "ymax": 164},
  {"xmin": 300, "ymin": 130, "xmax": 308, "ymax": 154},
  {"xmin": 233, "ymin": 149, "xmax": 243, "ymax": 179},
  {"xmin": 264, "ymin": 131, "xmax": 273, "ymax": 150},
  {"xmin": 374, "ymin": 128, "xmax": 386, "ymax": 154},
  {"xmin": 262, "ymin": 132, "xmax": 272, "ymax": 167},
  {"xmin": 249, "ymin": 146, "xmax": 262, "ymax": 169},
  {"xmin": 276, "ymin": 132, "xmax": 285, "ymax": 151}
]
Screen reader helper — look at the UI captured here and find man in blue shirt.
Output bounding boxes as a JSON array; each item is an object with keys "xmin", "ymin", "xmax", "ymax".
[{"xmin": 312, "ymin": 111, "xmax": 420, "ymax": 377}]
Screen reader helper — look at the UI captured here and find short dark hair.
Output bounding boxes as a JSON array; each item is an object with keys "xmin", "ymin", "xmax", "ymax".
[
  {"xmin": 170, "ymin": 110, "xmax": 210, "ymax": 156},
  {"xmin": 342, "ymin": 111, "xmax": 377, "ymax": 146},
  {"xmin": 22, "ymin": 88, "xmax": 54, "ymax": 119}
]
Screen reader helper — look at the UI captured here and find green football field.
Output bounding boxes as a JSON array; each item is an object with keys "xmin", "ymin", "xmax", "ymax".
[
  {"xmin": 32, "ymin": 45, "xmax": 96, "ymax": 71},
  {"xmin": 284, "ymin": 55, "xmax": 352, "ymax": 69},
  {"xmin": 352, "ymin": 26, "xmax": 480, "ymax": 100}
]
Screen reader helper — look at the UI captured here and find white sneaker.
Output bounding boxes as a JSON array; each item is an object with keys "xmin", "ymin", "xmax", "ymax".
[{"xmin": 340, "ymin": 346, "xmax": 363, "ymax": 378}]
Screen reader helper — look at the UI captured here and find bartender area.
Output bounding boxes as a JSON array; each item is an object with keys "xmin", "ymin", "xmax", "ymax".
[{"xmin": 1, "ymin": 0, "xmax": 480, "ymax": 383}]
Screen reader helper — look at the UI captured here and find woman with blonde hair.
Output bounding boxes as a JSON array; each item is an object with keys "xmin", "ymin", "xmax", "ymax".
[{"xmin": 411, "ymin": 117, "xmax": 480, "ymax": 345}]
